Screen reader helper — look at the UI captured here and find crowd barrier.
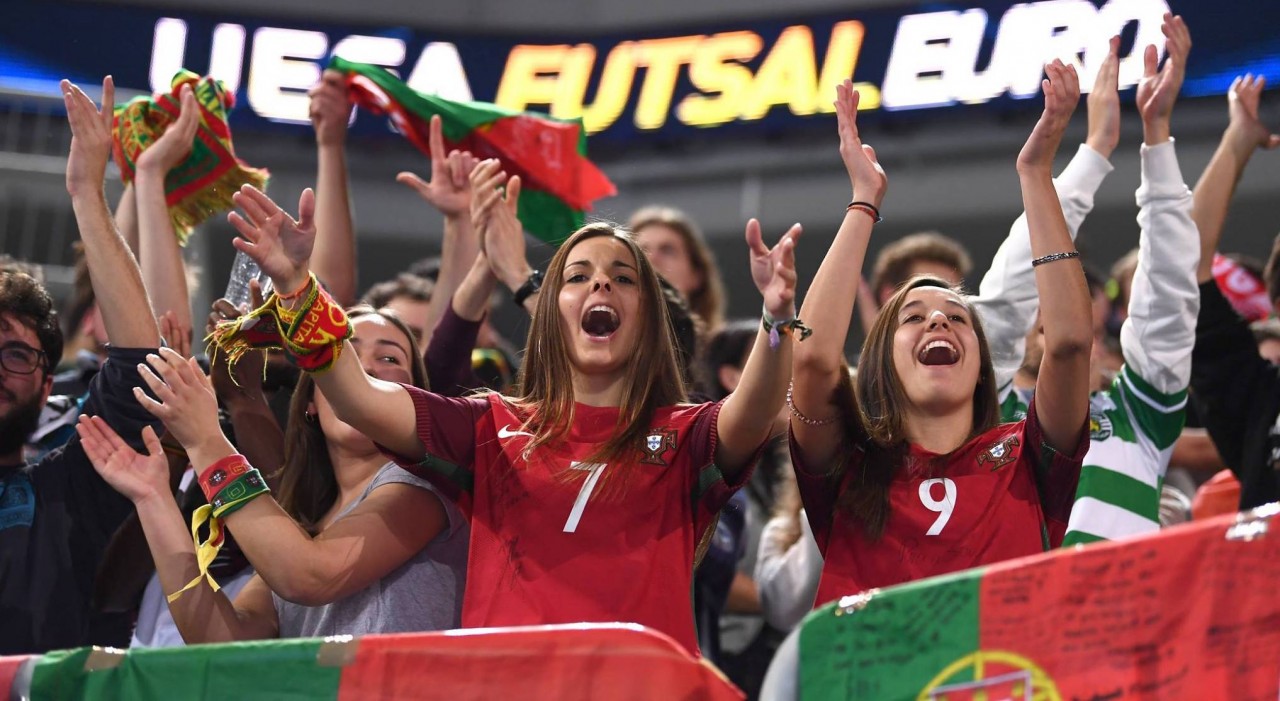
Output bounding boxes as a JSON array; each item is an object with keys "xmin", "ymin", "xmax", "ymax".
[
  {"xmin": 763, "ymin": 502, "xmax": 1280, "ymax": 700},
  {"xmin": 1, "ymin": 623, "xmax": 745, "ymax": 700}
]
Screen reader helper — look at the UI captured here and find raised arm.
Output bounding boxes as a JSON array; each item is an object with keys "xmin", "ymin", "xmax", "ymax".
[
  {"xmin": 135, "ymin": 84, "xmax": 199, "ymax": 351},
  {"xmin": 789, "ymin": 81, "xmax": 886, "ymax": 469},
  {"xmin": 62, "ymin": 76, "xmax": 160, "ymax": 349},
  {"xmin": 1193, "ymin": 74, "xmax": 1280, "ymax": 283},
  {"xmin": 477, "ymin": 171, "xmax": 540, "ymax": 316},
  {"xmin": 206, "ymin": 288, "xmax": 285, "ymax": 480},
  {"xmin": 76, "ymin": 416, "xmax": 279, "ymax": 643},
  {"xmin": 974, "ymin": 37, "xmax": 1120, "ymax": 391},
  {"xmin": 116, "ymin": 184, "xmax": 139, "ymax": 255},
  {"xmin": 227, "ymin": 184, "xmax": 420, "ymax": 457},
  {"xmin": 1018, "ymin": 61, "xmax": 1093, "ymax": 452},
  {"xmin": 1123, "ymin": 15, "xmax": 1198, "ymax": 395},
  {"xmin": 715, "ymin": 219, "xmax": 802, "ymax": 475},
  {"xmin": 308, "ymin": 70, "xmax": 358, "ymax": 307},
  {"xmin": 397, "ymin": 116, "xmax": 480, "ymax": 344},
  {"xmin": 129, "ymin": 350, "xmax": 449, "ymax": 606}
]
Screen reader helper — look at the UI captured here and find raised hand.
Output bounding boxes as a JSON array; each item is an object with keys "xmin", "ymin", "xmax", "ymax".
[
  {"xmin": 1136, "ymin": 13, "xmax": 1191, "ymax": 144},
  {"xmin": 228, "ymin": 185, "xmax": 316, "ymax": 294},
  {"xmin": 1086, "ymin": 35, "xmax": 1121, "ymax": 159},
  {"xmin": 1018, "ymin": 60, "xmax": 1081, "ymax": 174},
  {"xmin": 1226, "ymin": 74, "xmax": 1280, "ymax": 151},
  {"xmin": 834, "ymin": 79, "xmax": 887, "ymax": 207},
  {"xmin": 76, "ymin": 417, "xmax": 170, "ymax": 505},
  {"xmin": 396, "ymin": 115, "xmax": 480, "ymax": 218},
  {"xmin": 158, "ymin": 310, "xmax": 192, "ymax": 359},
  {"xmin": 137, "ymin": 84, "xmax": 199, "ymax": 175},
  {"xmin": 308, "ymin": 69, "xmax": 352, "ymax": 147},
  {"xmin": 475, "ymin": 172, "xmax": 531, "ymax": 293},
  {"xmin": 62, "ymin": 76, "xmax": 115, "ymax": 198},
  {"xmin": 132, "ymin": 347, "xmax": 224, "ymax": 454},
  {"xmin": 746, "ymin": 219, "xmax": 802, "ymax": 320},
  {"xmin": 207, "ymin": 281, "xmax": 267, "ymax": 404}
]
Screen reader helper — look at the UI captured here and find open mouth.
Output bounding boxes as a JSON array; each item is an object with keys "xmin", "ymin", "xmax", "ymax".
[
  {"xmin": 581, "ymin": 305, "xmax": 620, "ymax": 338},
  {"xmin": 918, "ymin": 339, "xmax": 960, "ymax": 366}
]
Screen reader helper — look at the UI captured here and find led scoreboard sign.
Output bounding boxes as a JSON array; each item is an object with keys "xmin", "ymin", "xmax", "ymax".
[{"xmin": 3, "ymin": 1, "xmax": 1280, "ymax": 142}]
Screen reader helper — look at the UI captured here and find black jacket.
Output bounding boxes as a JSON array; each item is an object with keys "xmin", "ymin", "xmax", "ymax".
[
  {"xmin": 1190, "ymin": 282, "xmax": 1280, "ymax": 510},
  {"xmin": 0, "ymin": 346, "xmax": 158, "ymax": 654}
]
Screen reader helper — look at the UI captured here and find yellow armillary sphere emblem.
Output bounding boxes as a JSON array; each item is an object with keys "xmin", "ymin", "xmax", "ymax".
[{"xmin": 918, "ymin": 650, "xmax": 1061, "ymax": 701}]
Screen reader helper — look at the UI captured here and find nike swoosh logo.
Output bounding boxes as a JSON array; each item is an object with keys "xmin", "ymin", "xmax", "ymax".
[{"xmin": 498, "ymin": 425, "xmax": 534, "ymax": 439}]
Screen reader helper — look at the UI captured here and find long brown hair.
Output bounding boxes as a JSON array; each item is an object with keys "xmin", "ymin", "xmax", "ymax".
[
  {"xmin": 509, "ymin": 223, "xmax": 688, "ymax": 496},
  {"xmin": 842, "ymin": 276, "xmax": 999, "ymax": 539},
  {"xmin": 629, "ymin": 206, "xmax": 725, "ymax": 331},
  {"xmin": 276, "ymin": 306, "xmax": 428, "ymax": 533}
]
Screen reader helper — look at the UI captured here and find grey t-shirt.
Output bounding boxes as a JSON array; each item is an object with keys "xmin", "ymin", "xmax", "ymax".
[{"xmin": 273, "ymin": 462, "xmax": 468, "ymax": 638}]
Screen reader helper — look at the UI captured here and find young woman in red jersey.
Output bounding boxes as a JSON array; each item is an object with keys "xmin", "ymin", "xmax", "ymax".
[
  {"xmin": 213, "ymin": 180, "xmax": 802, "ymax": 654},
  {"xmin": 788, "ymin": 66, "xmax": 1093, "ymax": 609}
]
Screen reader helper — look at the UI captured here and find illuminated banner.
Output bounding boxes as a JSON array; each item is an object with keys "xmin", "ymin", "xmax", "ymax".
[{"xmin": 3, "ymin": 1, "xmax": 1280, "ymax": 142}]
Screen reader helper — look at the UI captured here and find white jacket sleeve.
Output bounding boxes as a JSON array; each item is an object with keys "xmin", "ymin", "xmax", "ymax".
[
  {"xmin": 1120, "ymin": 139, "xmax": 1200, "ymax": 395},
  {"xmin": 755, "ymin": 509, "xmax": 823, "ymax": 632},
  {"xmin": 973, "ymin": 144, "xmax": 1114, "ymax": 392}
]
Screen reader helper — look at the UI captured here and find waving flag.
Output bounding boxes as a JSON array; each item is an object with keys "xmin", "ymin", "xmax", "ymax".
[{"xmin": 329, "ymin": 56, "xmax": 616, "ymax": 244}]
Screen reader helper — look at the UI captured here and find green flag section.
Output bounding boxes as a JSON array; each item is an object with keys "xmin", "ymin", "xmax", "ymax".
[
  {"xmin": 8, "ymin": 623, "xmax": 743, "ymax": 700},
  {"xmin": 29, "ymin": 638, "xmax": 342, "ymax": 700},
  {"xmin": 798, "ymin": 504, "xmax": 1280, "ymax": 700},
  {"xmin": 330, "ymin": 56, "xmax": 616, "ymax": 244}
]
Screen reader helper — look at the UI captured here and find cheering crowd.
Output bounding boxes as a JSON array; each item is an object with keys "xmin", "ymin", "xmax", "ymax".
[{"xmin": 3, "ymin": 12, "xmax": 1279, "ymax": 698}]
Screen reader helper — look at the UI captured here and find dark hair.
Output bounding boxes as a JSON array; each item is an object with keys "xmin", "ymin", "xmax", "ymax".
[
  {"xmin": 0, "ymin": 271, "xmax": 62, "ymax": 373},
  {"xmin": 360, "ymin": 273, "xmax": 434, "ymax": 308},
  {"xmin": 405, "ymin": 257, "xmax": 442, "ymax": 283},
  {"xmin": 275, "ymin": 306, "xmax": 428, "ymax": 533},
  {"xmin": 695, "ymin": 319, "xmax": 758, "ymax": 401},
  {"xmin": 870, "ymin": 232, "xmax": 973, "ymax": 301},
  {"xmin": 658, "ymin": 276, "xmax": 701, "ymax": 387},
  {"xmin": 843, "ymin": 275, "xmax": 999, "ymax": 539},
  {"xmin": 629, "ymin": 206, "xmax": 725, "ymax": 330}
]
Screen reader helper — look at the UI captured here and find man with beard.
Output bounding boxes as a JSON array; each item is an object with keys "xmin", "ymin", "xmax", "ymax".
[{"xmin": 0, "ymin": 76, "xmax": 161, "ymax": 653}]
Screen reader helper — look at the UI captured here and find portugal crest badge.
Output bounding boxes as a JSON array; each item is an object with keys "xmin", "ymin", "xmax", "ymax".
[
  {"xmin": 641, "ymin": 429, "xmax": 678, "ymax": 465},
  {"xmin": 977, "ymin": 436, "xmax": 1020, "ymax": 471}
]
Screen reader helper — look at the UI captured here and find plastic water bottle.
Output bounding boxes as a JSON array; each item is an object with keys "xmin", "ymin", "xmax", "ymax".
[{"xmin": 224, "ymin": 249, "xmax": 270, "ymax": 309}]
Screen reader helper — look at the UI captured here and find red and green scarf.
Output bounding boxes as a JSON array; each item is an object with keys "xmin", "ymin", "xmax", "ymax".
[{"xmin": 112, "ymin": 70, "xmax": 269, "ymax": 244}]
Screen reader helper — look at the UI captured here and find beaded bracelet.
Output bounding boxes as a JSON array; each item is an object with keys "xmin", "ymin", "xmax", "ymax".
[
  {"xmin": 1031, "ymin": 251, "xmax": 1080, "ymax": 267},
  {"xmin": 786, "ymin": 382, "xmax": 839, "ymax": 427}
]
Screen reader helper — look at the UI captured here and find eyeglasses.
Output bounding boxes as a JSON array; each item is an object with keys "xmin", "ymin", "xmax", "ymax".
[{"xmin": 0, "ymin": 342, "xmax": 47, "ymax": 375}]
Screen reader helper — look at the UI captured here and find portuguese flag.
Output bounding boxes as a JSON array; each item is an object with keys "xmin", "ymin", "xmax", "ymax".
[
  {"xmin": 797, "ymin": 506, "xmax": 1280, "ymax": 700},
  {"xmin": 329, "ymin": 56, "xmax": 616, "ymax": 244},
  {"xmin": 8, "ymin": 624, "xmax": 743, "ymax": 700}
]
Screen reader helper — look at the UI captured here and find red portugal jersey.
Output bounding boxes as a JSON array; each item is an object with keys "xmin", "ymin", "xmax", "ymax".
[
  {"xmin": 795, "ymin": 398, "xmax": 1085, "ymax": 608},
  {"xmin": 381, "ymin": 387, "xmax": 747, "ymax": 654}
]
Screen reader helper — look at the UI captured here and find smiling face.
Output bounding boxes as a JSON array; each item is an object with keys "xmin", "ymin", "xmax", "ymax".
[
  {"xmin": 556, "ymin": 235, "xmax": 644, "ymax": 379},
  {"xmin": 889, "ymin": 286, "xmax": 982, "ymax": 415},
  {"xmin": 313, "ymin": 314, "xmax": 416, "ymax": 452}
]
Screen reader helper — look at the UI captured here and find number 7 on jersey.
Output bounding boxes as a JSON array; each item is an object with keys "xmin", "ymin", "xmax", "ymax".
[{"xmin": 563, "ymin": 461, "xmax": 607, "ymax": 533}]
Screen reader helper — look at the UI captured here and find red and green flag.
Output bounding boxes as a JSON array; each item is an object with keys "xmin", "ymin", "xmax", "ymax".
[
  {"xmin": 329, "ymin": 56, "xmax": 616, "ymax": 244},
  {"xmin": 12, "ymin": 624, "xmax": 742, "ymax": 700},
  {"xmin": 797, "ymin": 506, "xmax": 1280, "ymax": 700}
]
